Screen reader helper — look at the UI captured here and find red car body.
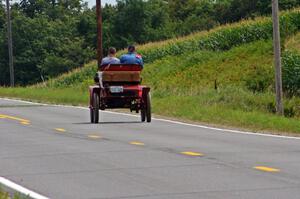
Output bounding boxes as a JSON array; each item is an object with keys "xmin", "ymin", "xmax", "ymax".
[{"xmin": 89, "ymin": 64, "xmax": 151, "ymax": 123}]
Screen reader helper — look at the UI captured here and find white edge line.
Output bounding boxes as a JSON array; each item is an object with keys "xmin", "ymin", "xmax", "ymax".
[
  {"xmin": 0, "ymin": 177, "xmax": 49, "ymax": 199},
  {"xmin": 1, "ymin": 97, "xmax": 300, "ymax": 140}
]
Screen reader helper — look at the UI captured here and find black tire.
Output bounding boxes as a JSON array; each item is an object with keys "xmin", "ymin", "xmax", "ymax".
[
  {"xmin": 91, "ymin": 92, "xmax": 99, "ymax": 123},
  {"xmin": 146, "ymin": 92, "xmax": 151, "ymax": 123},
  {"xmin": 90, "ymin": 107, "xmax": 94, "ymax": 123},
  {"xmin": 141, "ymin": 108, "xmax": 146, "ymax": 122}
]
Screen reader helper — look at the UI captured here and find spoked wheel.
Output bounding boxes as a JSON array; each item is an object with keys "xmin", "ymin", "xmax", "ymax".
[
  {"xmin": 90, "ymin": 107, "xmax": 94, "ymax": 123},
  {"xmin": 141, "ymin": 92, "xmax": 151, "ymax": 123},
  {"xmin": 90, "ymin": 92, "xmax": 99, "ymax": 123},
  {"xmin": 146, "ymin": 92, "xmax": 151, "ymax": 123},
  {"xmin": 141, "ymin": 108, "xmax": 146, "ymax": 122}
]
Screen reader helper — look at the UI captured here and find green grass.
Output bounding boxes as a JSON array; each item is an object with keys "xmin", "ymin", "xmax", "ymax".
[
  {"xmin": 41, "ymin": 61, "xmax": 97, "ymax": 89},
  {"xmin": 152, "ymin": 95, "xmax": 300, "ymax": 134},
  {"xmin": 0, "ymin": 87, "xmax": 88, "ymax": 106},
  {"xmin": 143, "ymin": 40, "xmax": 274, "ymax": 95},
  {"xmin": 0, "ymin": 187, "xmax": 27, "ymax": 199},
  {"xmin": 0, "ymin": 188, "xmax": 9, "ymax": 199}
]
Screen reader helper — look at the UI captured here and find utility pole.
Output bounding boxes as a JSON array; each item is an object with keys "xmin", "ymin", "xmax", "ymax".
[
  {"xmin": 96, "ymin": 0, "xmax": 102, "ymax": 68},
  {"xmin": 272, "ymin": 0, "xmax": 284, "ymax": 115},
  {"xmin": 5, "ymin": 0, "xmax": 14, "ymax": 87}
]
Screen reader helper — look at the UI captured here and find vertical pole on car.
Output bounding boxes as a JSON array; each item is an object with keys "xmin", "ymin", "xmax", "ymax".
[
  {"xmin": 272, "ymin": 0, "xmax": 284, "ymax": 115},
  {"xmin": 96, "ymin": 0, "xmax": 103, "ymax": 68},
  {"xmin": 6, "ymin": 0, "xmax": 14, "ymax": 87}
]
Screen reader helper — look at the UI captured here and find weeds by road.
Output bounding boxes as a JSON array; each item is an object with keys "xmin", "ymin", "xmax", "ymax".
[{"xmin": 0, "ymin": 187, "xmax": 26, "ymax": 199}]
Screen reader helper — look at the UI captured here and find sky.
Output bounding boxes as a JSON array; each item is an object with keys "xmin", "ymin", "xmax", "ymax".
[{"xmin": 87, "ymin": 0, "xmax": 116, "ymax": 7}]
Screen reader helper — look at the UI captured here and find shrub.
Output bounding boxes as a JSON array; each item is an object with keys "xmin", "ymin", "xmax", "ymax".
[
  {"xmin": 282, "ymin": 50, "xmax": 300, "ymax": 96},
  {"xmin": 244, "ymin": 66, "xmax": 274, "ymax": 93}
]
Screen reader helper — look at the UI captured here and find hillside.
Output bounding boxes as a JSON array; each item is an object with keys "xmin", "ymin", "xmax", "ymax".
[{"xmin": 2, "ymin": 9, "xmax": 300, "ymax": 134}]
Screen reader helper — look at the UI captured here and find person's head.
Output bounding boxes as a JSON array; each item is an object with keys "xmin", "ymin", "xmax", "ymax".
[
  {"xmin": 128, "ymin": 45, "xmax": 136, "ymax": 53},
  {"xmin": 108, "ymin": 47, "xmax": 117, "ymax": 56}
]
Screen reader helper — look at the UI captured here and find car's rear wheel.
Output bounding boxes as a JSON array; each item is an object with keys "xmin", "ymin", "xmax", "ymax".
[
  {"xmin": 91, "ymin": 92, "xmax": 99, "ymax": 123},
  {"xmin": 146, "ymin": 92, "xmax": 151, "ymax": 123},
  {"xmin": 90, "ymin": 107, "xmax": 94, "ymax": 123},
  {"xmin": 141, "ymin": 108, "xmax": 146, "ymax": 122}
]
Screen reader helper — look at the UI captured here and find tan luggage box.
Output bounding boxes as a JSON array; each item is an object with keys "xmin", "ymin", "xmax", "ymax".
[{"xmin": 102, "ymin": 71, "xmax": 141, "ymax": 82}]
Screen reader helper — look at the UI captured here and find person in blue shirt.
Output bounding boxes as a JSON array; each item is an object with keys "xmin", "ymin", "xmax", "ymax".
[
  {"xmin": 101, "ymin": 47, "xmax": 120, "ymax": 65},
  {"xmin": 120, "ymin": 45, "xmax": 144, "ymax": 67}
]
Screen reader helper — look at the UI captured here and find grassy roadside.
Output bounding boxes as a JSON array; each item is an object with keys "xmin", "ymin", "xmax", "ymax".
[
  {"xmin": 0, "ymin": 188, "xmax": 9, "ymax": 199},
  {"xmin": 0, "ymin": 187, "xmax": 25, "ymax": 199},
  {"xmin": 0, "ymin": 88, "xmax": 300, "ymax": 135},
  {"xmin": 0, "ymin": 87, "xmax": 88, "ymax": 106},
  {"xmin": 152, "ymin": 95, "xmax": 300, "ymax": 134}
]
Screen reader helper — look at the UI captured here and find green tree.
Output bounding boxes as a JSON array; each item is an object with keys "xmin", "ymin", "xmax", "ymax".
[
  {"xmin": 77, "ymin": 8, "xmax": 97, "ymax": 49},
  {"xmin": 19, "ymin": 0, "xmax": 85, "ymax": 19},
  {"xmin": 0, "ymin": 9, "xmax": 94, "ymax": 85},
  {"xmin": 167, "ymin": 0, "xmax": 199, "ymax": 21},
  {"xmin": 0, "ymin": 2, "xmax": 5, "ymax": 29},
  {"xmin": 111, "ymin": 0, "xmax": 148, "ymax": 47},
  {"xmin": 142, "ymin": 0, "xmax": 173, "ymax": 41}
]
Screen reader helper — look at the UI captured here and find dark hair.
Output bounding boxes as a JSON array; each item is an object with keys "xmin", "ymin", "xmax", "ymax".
[
  {"xmin": 128, "ymin": 45, "xmax": 135, "ymax": 53},
  {"xmin": 108, "ymin": 47, "xmax": 116, "ymax": 55}
]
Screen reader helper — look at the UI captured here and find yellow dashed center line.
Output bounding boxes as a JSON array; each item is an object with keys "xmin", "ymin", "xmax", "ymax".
[
  {"xmin": 130, "ymin": 141, "xmax": 145, "ymax": 146},
  {"xmin": 88, "ymin": 135, "xmax": 102, "ymax": 139},
  {"xmin": 54, "ymin": 128, "xmax": 66, "ymax": 133},
  {"xmin": 20, "ymin": 121, "xmax": 31, "ymax": 125},
  {"xmin": 181, "ymin": 151, "xmax": 204, "ymax": 157},
  {"xmin": 0, "ymin": 114, "xmax": 30, "ymax": 123},
  {"xmin": 0, "ymin": 114, "xmax": 282, "ymax": 175},
  {"xmin": 254, "ymin": 166, "xmax": 280, "ymax": 172}
]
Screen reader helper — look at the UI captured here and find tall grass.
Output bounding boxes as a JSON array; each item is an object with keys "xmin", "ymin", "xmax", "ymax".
[
  {"xmin": 120, "ymin": 9, "xmax": 300, "ymax": 63},
  {"xmin": 143, "ymin": 40, "xmax": 274, "ymax": 96},
  {"xmin": 0, "ymin": 188, "xmax": 9, "ymax": 199},
  {"xmin": 36, "ymin": 61, "xmax": 97, "ymax": 88},
  {"xmin": 285, "ymin": 32, "xmax": 300, "ymax": 52},
  {"xmin": 0, "ymin": 87, "xmax": 88, "ymax": 106},
  {"xmin": 0, "ymin": 187, "xmax": 25, "ymax": 199},
  {"xmin": 152, "ymin": 95, "xmax": 300, "ymax": 134}
]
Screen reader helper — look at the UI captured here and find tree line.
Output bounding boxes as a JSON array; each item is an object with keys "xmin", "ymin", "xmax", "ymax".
[{"xmin": 0, "ymin": 0, "xmax": 299, "ymax": 86}]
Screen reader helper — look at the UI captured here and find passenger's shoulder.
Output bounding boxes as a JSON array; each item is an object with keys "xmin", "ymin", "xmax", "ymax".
[
  {"xmin": 135, "ymin": 54, "xmax": 142, "ymax": 59},
  {"xmin": 120, "ymin": 54, "xmax": 127, "ymax": 58}
]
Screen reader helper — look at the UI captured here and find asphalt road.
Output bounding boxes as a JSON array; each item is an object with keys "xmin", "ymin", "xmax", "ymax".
[{"xmin": 1, "ymin": 98, "xmax": 300, "ymax": 199}]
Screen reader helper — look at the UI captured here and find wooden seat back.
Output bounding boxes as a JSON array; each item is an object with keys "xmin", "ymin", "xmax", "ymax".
[{"xmin": 100, "ymin": 64, "xmax": 142, "ymax": 82}]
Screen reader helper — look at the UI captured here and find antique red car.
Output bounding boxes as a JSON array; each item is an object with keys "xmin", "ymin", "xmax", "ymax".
[{"xmin": 89, "ymin": 64, "xmax": 151, "ymax": 123}]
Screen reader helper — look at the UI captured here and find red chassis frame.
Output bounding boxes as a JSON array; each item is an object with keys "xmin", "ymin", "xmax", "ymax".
[{"xmin": 89, "ymin": 64, "xmax": 151, "ymax": 123}]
